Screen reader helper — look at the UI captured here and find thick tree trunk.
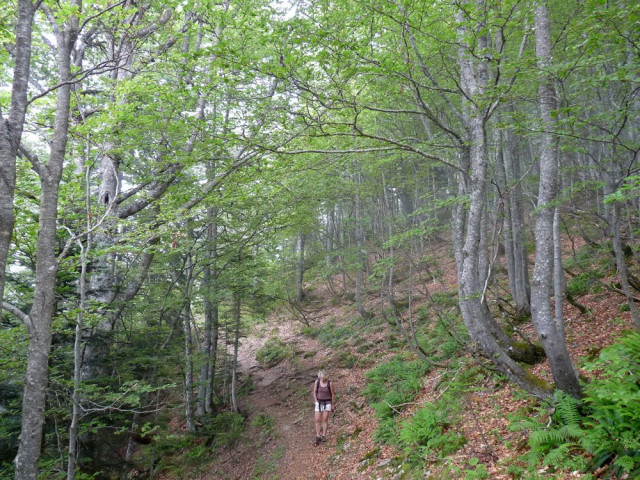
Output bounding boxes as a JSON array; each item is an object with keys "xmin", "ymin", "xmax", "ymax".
[
  {"xmin": 531, "ymin": 1, "xmax": 581, "ymax": 398},
  {"xmin": 455, "ymin": 4, "xmax": 550, "ymax": 398},
  {"xmin": 0, "ymin": 0, "xmax": 35, "ymax": 308}
]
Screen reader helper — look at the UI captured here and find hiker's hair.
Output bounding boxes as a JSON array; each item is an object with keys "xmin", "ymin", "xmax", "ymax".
[{"xmin": 317, "ymin": 370, "xmax": 327, "ymax": 379}]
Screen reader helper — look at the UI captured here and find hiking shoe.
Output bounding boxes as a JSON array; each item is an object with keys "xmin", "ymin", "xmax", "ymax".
[
  {"xmin": 321, "ymin": 436, "xmax": 327, "ymax": 442},
  {"xmin": 314, "ymin": 436, "xmax": 321, "ymax": 446}
]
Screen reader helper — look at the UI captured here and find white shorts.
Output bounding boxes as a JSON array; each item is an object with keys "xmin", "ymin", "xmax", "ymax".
[{"xmin": 315, "ymin": 401, "xmax": 332, "ymax": 412}]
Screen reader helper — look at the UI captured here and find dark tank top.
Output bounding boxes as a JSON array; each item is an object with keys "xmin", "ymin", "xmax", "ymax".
[{"xmin": 317, "ymin": 380, "xmax": 331, "ymax": 401}]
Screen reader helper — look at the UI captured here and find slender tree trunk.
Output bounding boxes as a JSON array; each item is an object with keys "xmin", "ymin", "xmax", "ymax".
[
  {"xmin": 67, "ymin": 195, "xmax": 90, "ymax": 480},
  {"xmin": 499, "ymin": 118, "xmax": 531, "ymax": 315},
  {"xmin": 0, "ymin": 0, "xmax": 35, "ymax": 309},
  {"xmin": 296, "ymin": 233, "xmax": 306, "ymax": 303},
  {"xmin": 611, "ymin": 202, "xmax": 640, "ymax": 330},
  {"xmin": 230, "ymin": 292, "xmax": 241, "ymax": 414},
  {"xmin": 15, "ymin": 6, "xmax": 79, "ymax": 477},
  {"xmin": 531, "ymin": 0, "xmax": 581, "ymax": 397},
  {"xmin": 183, "ymin": 303, "xmax": 196, "ymax": 432},
  {"xmin": 197, "ymin": 203, "xmax": 219, "ymax": 417},
  {"xmin": 354, "ymin": 170, "xmax": 368, "ymax": 317},
  {"xmin": 120, "ymin": 412, "xmax": 140, "ymax": 480}
]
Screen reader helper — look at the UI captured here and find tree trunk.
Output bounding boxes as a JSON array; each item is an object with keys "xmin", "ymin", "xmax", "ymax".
[
  {"xmin": 531, "ymin": 0, "xmax": 581, "ymax": 398},
  {"xmin": 183, "ymin": 305, "xmax": 196, "ymax": 432},
  {"xmin": 15, "ymin": 6, "xmax": 79, "ymax": 477},
  {"xmin": 553, "ymin": 208, "xmax": 566, "ymax": 337},
  {"xmin": 67, "ymin": 218, "xmax": 89, "ymax": 480},
  {"xmin": 230, "ymin": 292, "xmax": 241, "ymax": 414},
  {"xmin": 354, "ymin": 170, "xmax": 369, "ymax": 317},
  {"xmin": 499, "ymin": 118, "xmax": 531, "ymax": 316},
  {"xmin": 454, "ymin": 3, "xmax": 551, "ymax": 398},
  {"xmin": 611, "ymin": 202, "xmax": 640, "ymax": 330},
  {"xmin": 197, "ymin": 203, "xmax": 219, "ymax": 417},
  {"xmin": 296, "ymin": 233, "xmax": 306, "ymax": 303},
  {"xmin": 0, "ymin": 0, "xmax": 35, "ymax": 309}
]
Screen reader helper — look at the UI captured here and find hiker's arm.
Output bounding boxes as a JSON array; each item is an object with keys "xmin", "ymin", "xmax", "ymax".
[
  {"xmin": 330, "ymin": 382, "xmax": 335, "ymax": 407},
  {"xmin": 313, "ymin": 380, "xmax": 318, "ymax": 403}
]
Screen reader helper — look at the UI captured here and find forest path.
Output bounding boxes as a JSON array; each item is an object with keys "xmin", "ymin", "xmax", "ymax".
[{"xmin": 202, "ymin": 316, "xmax": 372, "ymax": 480}]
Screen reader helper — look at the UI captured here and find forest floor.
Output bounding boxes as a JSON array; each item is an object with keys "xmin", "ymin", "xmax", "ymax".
[{"xmin": 192, "ymin": 241, "xmax": 634, "ymax": 480}]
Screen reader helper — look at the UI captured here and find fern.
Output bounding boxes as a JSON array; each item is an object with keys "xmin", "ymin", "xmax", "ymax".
[
  {"xmin": 525, "ymin": 391, "xmax": 586, "ymax": 469},
  {"xmin": 582, "ymin": 331, "xmax": 640, "ymax": 477},
  {"xmin": 516, "ymin": 331, "xmax": 640, "ymax": 478}
]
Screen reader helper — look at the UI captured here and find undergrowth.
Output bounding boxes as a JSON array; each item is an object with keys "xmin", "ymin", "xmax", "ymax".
[
  {"xmin": 362, "ymin": 353, "xmax": 488, "ymax": 477},
  {"xmin": 256, "ymin": 337, "xmax": 295, "ymax": 367},
  {"xmin": 509, "ymin": 330, "xmax": 640, "ymax": 479}
]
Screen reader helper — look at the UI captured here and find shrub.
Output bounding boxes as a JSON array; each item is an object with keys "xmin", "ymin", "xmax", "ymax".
[{"xmin": 210, "ymin": 412, "xmax": 246, "ymax": 449}]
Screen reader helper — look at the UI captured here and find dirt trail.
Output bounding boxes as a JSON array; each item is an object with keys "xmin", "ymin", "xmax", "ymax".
[{"xmin": 200, "ymin": 320, "xmax": 371, "ymax": 480}]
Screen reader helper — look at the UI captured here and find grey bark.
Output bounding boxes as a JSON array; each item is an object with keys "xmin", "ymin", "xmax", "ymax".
[
  {"xmin": 354, "ymin": 169, "xmax": 368, "ymax": 317},
  {"xmin": 296, "ymin": 233, "xmax": 306, "ymax": 303},
  {"xmin": 553, "ymin": 208, "xmax": 566, "ymax": 338},
  {"xmin": 531, "ymin": 0, "xmax": 581, "ymax": 397},
  {"xmin": 230, "ymin": 292, "xmax": 241, "ymax": 414},
  {"xmin": 454, "ymin": 3, "xmax": 551, "ymax": 398},
  {"xmin": 183, "ymin": 304, "xmax": 196, "ymax": 432},
  {"xmin": 67, "ymin": 214, "xmax": 89, "ymax": 480},
  {"xmin": 499, "ymin": 118, "xmax": 531, "ymax": 315},
  {"xmin": 0, "ymin": 0, "xmax": 36, "ymax": 309},
  {"xmin": 182, "ymin": 239, "xmax": 197, "ymax": 432},
  {"xmin": 197, "ymin": 203, "xmax": 220, "ymax": 417},
  {"xmin": 14, "ymin": 4, "xmax": 80, "ymax": 478},
  {"xmin": 611, "ymin": 202, "xmax": 640, "ymax": 330}
]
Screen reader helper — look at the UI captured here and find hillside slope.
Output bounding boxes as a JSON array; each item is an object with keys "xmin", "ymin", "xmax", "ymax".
[{"xmin": 192, "ymin": 244, "xmax": 634, "ymax": 480}]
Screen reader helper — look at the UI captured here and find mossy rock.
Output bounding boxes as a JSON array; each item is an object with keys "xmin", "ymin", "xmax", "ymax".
[{"xmin": 507, "ymin": 342, "xmax": 546, "ymax": 365}]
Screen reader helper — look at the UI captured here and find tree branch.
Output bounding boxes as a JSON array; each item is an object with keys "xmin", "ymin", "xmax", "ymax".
[{"xmin": 2, "ymin": 302, "xmax": 31, "ymax": 330}]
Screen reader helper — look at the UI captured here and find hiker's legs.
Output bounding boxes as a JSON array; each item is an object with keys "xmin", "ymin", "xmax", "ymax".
[
  {"xmin": 320, "ymin": 410, "xmax": 330, "ymax": 437},
  {"xmin": 315, "ymin": 410, "xmax": 323, "ymax": 437}
]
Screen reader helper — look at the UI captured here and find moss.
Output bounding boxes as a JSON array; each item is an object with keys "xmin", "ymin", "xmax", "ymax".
[
  {"xmin": 361, "ymin": 447, "xmax": 381, "ymax": 461},
  {"xmin": 507, "ymin": 342, "xmax": 546, "ymax": 365},
  {"xmin": 523, "ymin": 371, "xmax": 553, "ymax": 392}
]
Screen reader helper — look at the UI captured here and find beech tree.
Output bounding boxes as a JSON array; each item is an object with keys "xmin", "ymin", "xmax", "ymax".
[
  {"xmin": 1, "ymin": 0, "xmax": 639, "ymax": 476},
  {"xmin": 0, "ymin": 0, "xmax": 37, "ymax": 318}
]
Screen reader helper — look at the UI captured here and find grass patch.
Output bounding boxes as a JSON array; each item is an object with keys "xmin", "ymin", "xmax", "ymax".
[
  {"xmin": 256, "ymin": 337, "xmax": 295, "ymax": 368},
  {"xmin": 304, "ymin": 320, "xmax": 356, "ymax": 348},
  {"xmin": 252, "ymin": 445, "xmax": 284, "ymax": 479}
]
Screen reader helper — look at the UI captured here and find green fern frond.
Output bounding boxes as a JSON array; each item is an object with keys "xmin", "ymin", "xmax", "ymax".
[
  {"xmin": 553, "ymin": 390, "xmax": 582, "ymax": 426},
  {"xmin": 542, "ymin": 443, "xmax": 581, "ymax": 467}
]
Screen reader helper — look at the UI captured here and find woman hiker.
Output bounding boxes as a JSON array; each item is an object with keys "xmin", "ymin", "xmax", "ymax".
[{"xmin": 313, "ymin": 370, "xmax": 335, "ymax": 445}]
